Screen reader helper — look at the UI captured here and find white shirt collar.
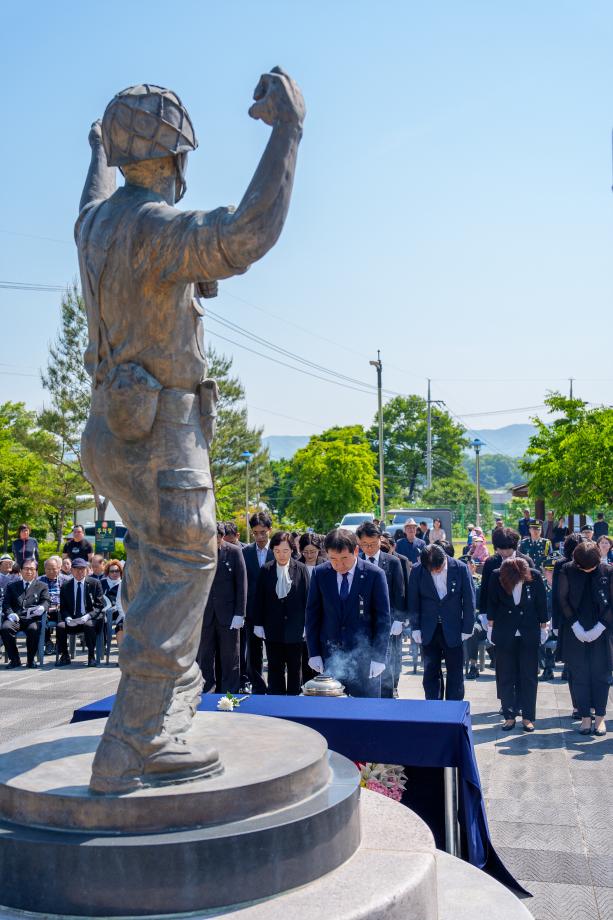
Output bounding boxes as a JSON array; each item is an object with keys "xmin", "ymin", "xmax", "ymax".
[
  {"xmin": 366, "ymin": 550, "xmax": 380, "ymax": 565},
  {"xmin": 336, "ymin": 558, "xmax": 358, "ymax": 591}
]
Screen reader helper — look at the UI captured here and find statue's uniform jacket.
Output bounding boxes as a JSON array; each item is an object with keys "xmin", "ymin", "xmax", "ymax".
[{"xmin": 75, "ymin": 184, "xmax": 249, "ymax": 684}]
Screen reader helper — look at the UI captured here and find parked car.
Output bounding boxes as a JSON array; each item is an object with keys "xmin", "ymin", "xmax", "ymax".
[{"xmin": 336, "ymin": 513, "xmax": 375, "ymax": 533}]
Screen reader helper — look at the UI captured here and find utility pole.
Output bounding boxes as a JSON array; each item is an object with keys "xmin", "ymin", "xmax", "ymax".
[
  {"xmin": 569, "ymin": 377, "xmax": 574, "ymax": 399},
  {"xmin": 471, "ymin": 438, "xmax": 484, "ymax": 527},
  {"xmin": 426, "ymin": 378, "xmax": 432, "ymax": 489},
  {"xmin": 369, "ymin": 352, "xmax": 385, "ymax": 522},
  {"xmin": 241, "ymin": 451, "xmax": 253, "ymax": 542}
]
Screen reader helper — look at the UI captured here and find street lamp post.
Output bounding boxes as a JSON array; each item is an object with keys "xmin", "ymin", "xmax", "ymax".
[
  {"xmin": 471, "ymin": 438, "xmax": 484, "ymax": 527},
  {"xmin": 369, "ymin": 351, "xmax": 385, "ymax": 521},
  {"xmin": 241, "ymin": 451, "xmax": 253, "ymax": 542}
]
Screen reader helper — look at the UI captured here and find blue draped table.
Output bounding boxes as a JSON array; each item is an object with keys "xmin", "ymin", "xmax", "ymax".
[{"xmin": 72, "ymin": 694, "xmax": 522, "ymax": 893}]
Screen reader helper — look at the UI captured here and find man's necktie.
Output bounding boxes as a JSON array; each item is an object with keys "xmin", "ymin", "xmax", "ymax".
[
  {"xmin": 76, "ymin": 583, "xmax": 82, "ymax": 616},
  {"xmin": 340, "ymin": 572, "xmax": 349, "ymax": 601},
  {"xmin": 369, "ymin": 556, "xmax": 376, "ymax": 564},
  {"xmin": 23, "ymin": 582, "xmax": 29, "ymax": 591}
]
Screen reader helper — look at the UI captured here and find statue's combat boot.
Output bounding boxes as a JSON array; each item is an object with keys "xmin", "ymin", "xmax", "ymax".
[{"xmin": 89, "ymin": 675, "xmax": 222, "ymax": 794}]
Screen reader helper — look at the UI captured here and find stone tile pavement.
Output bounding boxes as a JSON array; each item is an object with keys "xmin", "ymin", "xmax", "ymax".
[
  {"xmin": 398, "ymin": 652, "xmax": 613, "ymax": 920},
  {"xmin": 0, "ymin": 638, "xmax": 611, "ymax": 918}
]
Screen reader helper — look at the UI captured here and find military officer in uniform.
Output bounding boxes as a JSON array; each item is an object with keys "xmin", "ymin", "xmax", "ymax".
[
  {"xmin": 519, "ymin": 521, "xmax": 552, "ymax": 570},
  {"xmin": 76, "ymin": 72, "xmax": 305, "ymax": 793}
]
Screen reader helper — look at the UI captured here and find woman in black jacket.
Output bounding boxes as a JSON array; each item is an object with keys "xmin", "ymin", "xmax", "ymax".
[
  {"xmin": 559, "ymin": 541, "xmax": 613, "ymax": 735},
  {"xmin": 488, "ymin": 557, "xmax": 549, "ymax": 732},
  {"xmin": 253, "ymin": 531, "xmax": 311, "ymax": 695}
]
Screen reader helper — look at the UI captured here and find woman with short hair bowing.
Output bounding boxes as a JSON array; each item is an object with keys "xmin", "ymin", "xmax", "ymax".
[
  {"xmin": 253, "ymin": 531, "xmax": 311, "ymax": 695},
  {"xmin": 488, "ymin": 557, "xmax": 548, "ymax": 732},
  {"xmin": 559, "ymin": 541, "xmax": 613, "ymax": 736}
]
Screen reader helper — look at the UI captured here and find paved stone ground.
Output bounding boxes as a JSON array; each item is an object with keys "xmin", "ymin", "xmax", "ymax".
[{"xmin": 1, "ymin": 639, "xmax": 611, "ymax": 919}]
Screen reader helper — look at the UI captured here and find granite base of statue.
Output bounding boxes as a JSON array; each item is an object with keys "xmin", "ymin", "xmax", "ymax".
[{"xmin": 0, "ymin": 713, "xmax": 531, "ymax": 920}]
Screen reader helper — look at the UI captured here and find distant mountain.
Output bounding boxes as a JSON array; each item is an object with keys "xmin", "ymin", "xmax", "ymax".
[
  {"xmin": 263, "ymin": 435, "xmax": 310, "ymax": 460},
  {"xmin": 466, "ymin": 424, "xmax": 536, "ymax": 458}
]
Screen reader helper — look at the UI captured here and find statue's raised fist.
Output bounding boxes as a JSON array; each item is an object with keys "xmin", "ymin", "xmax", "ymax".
[{"xmin": 248, "ymin": 66, "xmax": 305, "ymax": 128}]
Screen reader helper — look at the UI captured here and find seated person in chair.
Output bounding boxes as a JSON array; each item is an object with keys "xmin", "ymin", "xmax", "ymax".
[
  {"xmin": 56, "ymin": 558, "xmax": 105, "ymax": 667},
  {"xmin": 1, "ymin": 559, "xmax": 50, "ymax": 669}
]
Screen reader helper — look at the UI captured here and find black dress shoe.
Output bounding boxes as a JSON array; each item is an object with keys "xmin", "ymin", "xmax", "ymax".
[
  {"xmin": 27, "ymin": 660, "xmax": 38, "ymax": 669},
  {"xmin": 502, "ymin": 719, "xmax": 516, "ymax": 731},
  {"xmin": 6, "ymin": 660, "xmax": 22, "ymax": 669},
  {"xmin": 45, "ymin": 641, "xmax": 56, "ymax": 655},
  {"xmin": 56, "ymin": 654, "xmax": 71, "ymax": 667},
  {"xmin": 466, "ymin": 665, "xmax": 479, "ymax": 680},
  {"xmin": 538, "ymin": 669, "xmax": 554, "ymax": 682},
  {"xmin": 88, "ymin": 656, "xmax": 98, "ymax": 667}
]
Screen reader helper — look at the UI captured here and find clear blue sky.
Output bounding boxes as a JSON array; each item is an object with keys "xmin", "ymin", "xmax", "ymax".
[{"xmin": 2, "ymin": 1, "xmax": 612, "ymax": 443}]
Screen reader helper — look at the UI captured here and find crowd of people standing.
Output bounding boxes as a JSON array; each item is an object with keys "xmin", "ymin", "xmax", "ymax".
[{"xmin": 1, "ymin": 511, "xmax": 612, "ymax": 735}]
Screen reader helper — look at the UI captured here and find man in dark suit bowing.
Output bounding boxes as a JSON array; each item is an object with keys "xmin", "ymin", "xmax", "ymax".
[
  {"xmin": 305, "ymin": 528, "xmax": 391, "ymax": 698},
  {"xmin": 1, "ymin": 559, "xmax": 50, "ymax": 669},
  {"xmin": 357, "ymin": 521, "xmax": 405, "ymax": 698},
  {"xmin": 242, "ymin": 512, "xmax": 274, "ymax": 693},
  {"xmin": 408, "ymin": 543, "xmax": 475, "ymax": 700},
  {"xmin": 198, "ymin": 523, "xmax": 247, "ymax": 694},
  {"xmin": 56, "ymin": 558, "xmax": 105, "ymax": 667}
]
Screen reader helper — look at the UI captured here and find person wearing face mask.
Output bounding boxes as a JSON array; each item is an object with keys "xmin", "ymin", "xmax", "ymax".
[
  {"xmin": 487, "ymin": 557, "xmax": 549, "ymax": 732},
  {"xmin": 558, "ymin": 541, "xmax": 613, "ymax": 735},
  {"xmin": 102, "ymin": 559, "xmax": 126, "ymax": 647},
  {"xmin": 253, "ymin": 531, "xmax": 310, "ymax": 695}
]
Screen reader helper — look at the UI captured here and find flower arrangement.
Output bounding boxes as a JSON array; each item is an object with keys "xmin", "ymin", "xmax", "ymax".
[
  {"xmin": 216, "ymin": 693, "xmax": 246, "ymax": 711},
  {"xmin": 355, "ymin": 762, "xmax": 407, "ymax": 802}
]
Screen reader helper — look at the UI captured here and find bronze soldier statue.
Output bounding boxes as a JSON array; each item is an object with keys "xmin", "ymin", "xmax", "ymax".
[{"xmin": 76, "ymin": 70, "xmax": 305, "ymax": 793}]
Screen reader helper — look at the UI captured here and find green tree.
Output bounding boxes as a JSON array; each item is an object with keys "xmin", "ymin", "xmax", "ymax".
[
  {"xmin": 463, "ymin": 453, "xmax": 522, "ymax": 489},
  {"xmin": 288, "ymin": 426, "xmax": 377, "ymax": 531},
  {"xmin": 421, "ymin": 469, "xmax": 491, "ymax": 532},
  {"xmin": 368, "ymin": 395, "xmax": 468, "ymax": 504},
  {"xmin": 0, "ymin": 403, "xmax": 49, "ymax": 549},
  {"xmin": 206, "ymin": 346, "xmax": 271, "ymax": 521},
  {"xmin": 39, "ymin": 283, "xmax": 98, "ymax": 525},
  {"xmin": 263, "ymin": 458, "xmax": 294, "ymax": 522},
  {"xmin": 521, "ymin": 394, "xmax": 613, "ymax": 513}
]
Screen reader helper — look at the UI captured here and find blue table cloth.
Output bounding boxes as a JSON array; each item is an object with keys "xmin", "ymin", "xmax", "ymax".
[{"xmin": 72, "ymin": 694, "xmax": 522, "ymax": 893}]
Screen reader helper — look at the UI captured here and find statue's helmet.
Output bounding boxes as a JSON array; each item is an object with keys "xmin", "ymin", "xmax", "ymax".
[{"xmin": 102, "ymin": 84, "xmax": 198, "ymax": 168}]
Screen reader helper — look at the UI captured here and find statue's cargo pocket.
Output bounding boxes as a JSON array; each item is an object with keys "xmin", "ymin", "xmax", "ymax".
[
  {"xmin": 158, "ymin": 468, "xmax": 215, "ymax": 545},
  {"xmin": 103, "ymin": 363, "xmax": 162, "ymax": 442}
]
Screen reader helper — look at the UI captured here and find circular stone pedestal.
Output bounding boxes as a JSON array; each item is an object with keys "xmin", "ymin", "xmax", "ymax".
[{"xmin": 0, "ymin": 714, "xmax": 360, "ymax": 917}]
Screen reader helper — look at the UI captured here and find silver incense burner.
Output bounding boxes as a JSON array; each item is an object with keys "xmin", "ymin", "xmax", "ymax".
[{"xmin": 301, "ymin": 674, "xmax": 347, "ymax": 697}]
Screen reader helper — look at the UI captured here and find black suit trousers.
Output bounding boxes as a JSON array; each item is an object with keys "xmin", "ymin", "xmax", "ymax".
[
  {"xmin": 1, "ymin": 616, "xmax": 41, "ymax": 663},
  {"xmin": 56, "ymin": 620, "xmax": 99, "ymax": 656},
  {"xmin": 422, "ymin": 624, "xmax": 465, "ymax": 701},
  {"xmin": 265, "ymin": 640, "xmax": 303, "ymax": 695},
  {"xmin": 198, "ymin": 619, "xmax": 240, "ymax": 694},
  {"xmin": 247, "ymin": 623, "xmax": 267, "ymax": 694},
  {"xmin": 496, "ymin": 636, "xmax": 539, "ymax": 721}
]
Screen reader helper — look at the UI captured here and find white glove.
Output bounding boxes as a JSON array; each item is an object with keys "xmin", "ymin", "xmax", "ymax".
[
  {"xmin": 584, "ymin": 622, "xmax": 606, "ymax": 642},
  {"xmin": 461, "ymin": 633, "xmax": 472, "ymax": 642},
  {"xmin": 486, "ymin": 625, "xmax": 494, "ymax": 644},
  {"xmin": 552, "ymin": 628, "xmax": 558, "ymax": 636},
  {"xmin": 572, "ymin": 621, "xmax": 587, "ymax": 642},
  {"xmin": 369, "ymin": 660, "xmax": 386, "ymax": 678},
  {"xmin": 7, "ymin": 612, "xmax": 19, "ymax": 623},
  {"xmin": 390, "ymin": 620, "xmax": 403, "ymax": 636},
  {"xmin": 230, "ymin": 616, "xmax": 244, "ymax": 630},
  {"xmin": 540, "ymin": 628, "xmax": 549, "ymax": 645},
  {"xmin": 25, "ymin": 605, "xmax": 45, "ymax": 618},
  {"xmin": 478, "ymin": 614, "xmax": 488, "ymax": 630},
  {"xmin": 411, "ymin": 630, "xmax": 422, "ymax": 644},
  {"xmin": 302, "ymin": 627, "xmax": 306, "ymax": 639},
  {"xmin": 308, "ymin": 656, "xmax": 324, "ymax": 674},
  {"xmin": 82, "ymin": 613, "xmax": 91, "ymax": 624},
  {"xmin": 65, "ymin": 616, "xmax": 74, "ymax": 626},
  {"xmin": 253, "ymin": 625, "xmax": 265, "ymax": 640}
]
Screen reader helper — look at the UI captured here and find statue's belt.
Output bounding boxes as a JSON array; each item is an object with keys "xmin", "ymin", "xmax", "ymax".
[{"xmin": 91, "ymin": 384, "xmax": 200, "ymax": 425}]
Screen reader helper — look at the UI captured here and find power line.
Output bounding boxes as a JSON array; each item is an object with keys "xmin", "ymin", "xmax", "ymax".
[
  {"xmin": 0, "ymin": 281, "xmax": 67, "ymax": 293},
  {"xmin": 0, "ymin": 229, "xmax": 72, "ymax": 246}
]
